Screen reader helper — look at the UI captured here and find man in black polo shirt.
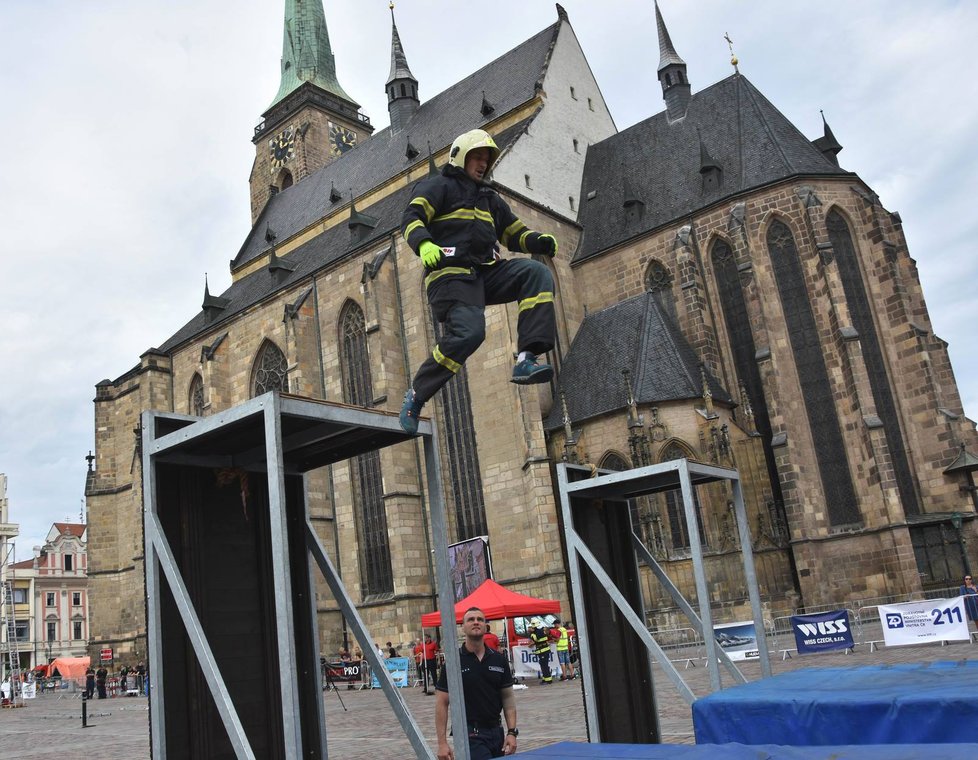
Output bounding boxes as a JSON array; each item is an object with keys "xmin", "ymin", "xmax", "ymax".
[{"xmin": 436, "ymin": 606, "xmax": 518, "ymax": 758}]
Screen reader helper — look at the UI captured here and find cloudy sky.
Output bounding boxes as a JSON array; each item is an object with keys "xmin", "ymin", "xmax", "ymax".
[{"xmin": 2, "ymin": 0, "xmax": 977, "ymax": 555}]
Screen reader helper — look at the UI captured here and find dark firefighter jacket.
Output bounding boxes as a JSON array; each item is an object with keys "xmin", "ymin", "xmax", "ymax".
[
  {"xmin": 529, "ymin": 627, "xmax": 551, "ymax": 655},
  {"xmin": 401, "ymin": 165, "xmax": 551, "ymax": 293}
]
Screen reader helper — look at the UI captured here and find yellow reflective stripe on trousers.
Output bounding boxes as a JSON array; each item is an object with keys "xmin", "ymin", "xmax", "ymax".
[
  {"xmin": 410, "ymin": 197, "xmax": 436, "ymax": 222},
  {"xmin": 424, "ymin": 266, "xmax": 473, "ymax": 288},
  {"xmin": 432, "ymin": 208, "xmax": 494, "ymax": 224},
  {"xmin": 501, "ymin": 219, "xmax": 525, "ymax": 247},
  {"xmin": 518, "ymin": 291, "xmax": 554, "ymax": 313},
  {"xmin": 433, "ymin": 345, "xmax": 462, "ymax": 374}
]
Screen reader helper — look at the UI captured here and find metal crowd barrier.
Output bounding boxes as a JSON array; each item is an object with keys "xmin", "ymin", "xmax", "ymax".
[{"xmin": 648, "ymin": 586, "xmax": 978, "ymax": 672}]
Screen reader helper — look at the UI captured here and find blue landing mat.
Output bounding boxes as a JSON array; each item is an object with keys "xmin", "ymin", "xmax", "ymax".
[
  {"xmin": 692, "ymin": 660, "xmax": 978, "ymax": 745},
  {"xmin": 521, "ymin": 742, "xmax": 978, "ymax": 759}
]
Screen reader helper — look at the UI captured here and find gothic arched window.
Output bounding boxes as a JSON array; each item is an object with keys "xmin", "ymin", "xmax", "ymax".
[
  {"xmin": 599, "ymin": 452, "xmax": 629, "ymax": 472},
  {"xmin": 767, "ymin": 219, "xmax": 860, "ymax": 526},
  {"xmin": 432, "ymin": 316, "xmax": 487, "ymax": 540},
  {"xmin": 658, "ymin": 441, "xmax": 705, "ymax": 550},
  {"xmin": 252, "ymin": 340, "xmax": 288, "ymax": 397},
  {"xmin": 189, "ymin": 373, "xmax": 204, "ymax": 417},
  {"xmin": 710, "ymin": 238, "xmax": 783, "ymax": 503},
  {"xmin": 340, "ymin": 301, "xmax": 371, "ymax": 407},
  {"xmin": 644, "ymin": 259, "xmax": 678, "ymax": 323},
  {"xmin": 826, "ymin": 210, "xmax": 919, "ymax": 516},
  {"xmin": 339, "ymin": 301, "xmax": 393, "ymax": 597}
]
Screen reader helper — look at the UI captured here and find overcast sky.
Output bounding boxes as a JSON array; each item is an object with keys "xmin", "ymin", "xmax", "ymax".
[{"xmin": 2, "ymin": 0, "xmax": 976, "ymax": 556}]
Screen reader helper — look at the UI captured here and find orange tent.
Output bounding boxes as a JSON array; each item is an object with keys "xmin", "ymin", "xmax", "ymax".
[{"xmin": 46, "ymin": 656, "xmax": 90, "ymax": 684}]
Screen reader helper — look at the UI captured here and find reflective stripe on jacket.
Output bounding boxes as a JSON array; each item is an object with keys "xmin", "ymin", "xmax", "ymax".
[{"xmin": 401, "ymin": 165, "xmax": 550, "ymax": 289}]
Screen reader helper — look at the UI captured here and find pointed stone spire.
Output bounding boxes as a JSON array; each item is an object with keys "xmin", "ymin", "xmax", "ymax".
[
  {"xmin": 202, "ymin": 274, "xmax": 230, "ymax": 315},
  {"xmin": 813, "ymin": 110, "xmax": 843, "ymax": 166},
  {"xmin": 654, "ymin": 1, "xmax": 691, "ymax": 122},
  {"xmin": 386, "ymin": 3, "xmax": 419, "ymax": 132},
  {"xmin": 698, "ymin": 131, "xmax": 721, "ymax": 173},
  {"xmin": 267, "ymin": 0, "xmax": 355, "ymax": 111},
  {"xmin": 655, "ymin": 1, "xmax": 685, "ymax": 70}
]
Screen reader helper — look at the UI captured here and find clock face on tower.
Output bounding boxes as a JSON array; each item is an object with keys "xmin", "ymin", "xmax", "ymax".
[
  {"xmin": 269, "ymin": 126, "xmax": 295, "ymax": 171},
  {"xmin": 329, "ymin": 121, "xmax": 357, "ymax": 156}
]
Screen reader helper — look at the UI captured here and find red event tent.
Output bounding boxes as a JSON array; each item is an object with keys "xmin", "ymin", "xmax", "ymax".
[{"xmin": 420, "ymin": 578, "xmax": 560, "ymax": 627}]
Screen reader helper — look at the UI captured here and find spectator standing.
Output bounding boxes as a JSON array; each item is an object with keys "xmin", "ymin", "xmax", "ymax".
[
  {"xmin": 483, "ymin": 623, "xmax": 501, "ymax": 651},
  {"xmin": 553, "ymin": 618, "xmax": 575, "ymax": 681},
  {"xmin": 436, "ymin": 607, "xmax": 518, "ymax": 759},
  {"xmin": 959, "ymin": 574, "xmax": 978, "ymax": 637},
  {"xmin": 95, "ymin": 666, "xmax": 108, "ymax": 699},
  {"xmin": 422, "ymin": 633, "xmax": 440, "ymax": 695},
  {"xmin": 85, "ymin": 667, "xmax": 95, "ymax": 699}
]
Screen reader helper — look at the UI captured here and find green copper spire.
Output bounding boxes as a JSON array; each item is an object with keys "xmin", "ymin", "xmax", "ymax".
[{"xmin": 268, "ymin": 0, "xmax": 354, "ymax": 110}]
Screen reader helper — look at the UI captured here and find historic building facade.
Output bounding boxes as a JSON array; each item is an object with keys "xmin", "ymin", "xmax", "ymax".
[
  {"xmin": 7, "ymin": 522, "xmax": 89, "ymax": 669},
  {"xmin": 86, "ymin": 2, "xmax": 978, "ymax": 662}
]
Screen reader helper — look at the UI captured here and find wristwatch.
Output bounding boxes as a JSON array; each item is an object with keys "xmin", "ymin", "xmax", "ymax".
[{"xmin": 507, "ymin": 728, "xmax": 519, "ymax": 737}]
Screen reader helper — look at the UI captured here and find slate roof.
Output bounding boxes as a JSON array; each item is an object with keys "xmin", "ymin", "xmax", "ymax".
[
  {"xmin": 160, "ymin": 118, "xmax": 536, "ymax": 353},
  {"xmin": 234, "ymin": 21, "xmax": 560, "ymax": 271},
  {"xmin": 545, "ymin": 291, "xmax": 732, "ymax": 431},
  {"xmin": 573, "ymin": 74, "xmax": 854, "ymax": 263}
]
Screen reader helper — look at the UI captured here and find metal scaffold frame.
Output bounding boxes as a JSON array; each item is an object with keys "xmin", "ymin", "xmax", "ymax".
[
  {"xmin": 142, "ymin": 391, "xmax": 472, "ymax": 760},
  {"xmin": 556, "ymin": 459, "xmax": 771, "ymax": 740},
  {"xmin": 1, "ymin": 541, "xmax": 24, "ymax": 708}
]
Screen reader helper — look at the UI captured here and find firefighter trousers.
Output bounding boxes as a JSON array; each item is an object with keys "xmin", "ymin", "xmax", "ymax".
[{"xmin": 412, "ymin": 257, "xmax": 555, "ymax": 404}]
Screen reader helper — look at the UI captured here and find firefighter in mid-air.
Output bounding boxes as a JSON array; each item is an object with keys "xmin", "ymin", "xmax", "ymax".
[{"xmin": 399, "ymin": 128, "xmax": 559, "ymax": 434}]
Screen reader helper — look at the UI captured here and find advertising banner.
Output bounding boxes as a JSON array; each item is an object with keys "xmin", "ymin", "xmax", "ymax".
[
  {"xmin": 370, "ymin": 657, "xmax": 411, "ymax": 688},
  {"xmin": 511, "ymin": 644, "xmax": 561, "ymax": 679},
  {"xmin": 790, "ymin": 609, "xmax": 853, "ymax": 653},
  {"xmin": 713, "ymin": 620, "xmax": 759, "ymax": 661},
  {"xmin": 879, "ymin": 597, "xmax": 970, "ymax": 647}
]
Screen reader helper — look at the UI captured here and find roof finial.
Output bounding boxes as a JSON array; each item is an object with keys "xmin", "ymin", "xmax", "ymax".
[{"xmin": 724, "ymin": 32, "xmax": 739, "ymax": 73}]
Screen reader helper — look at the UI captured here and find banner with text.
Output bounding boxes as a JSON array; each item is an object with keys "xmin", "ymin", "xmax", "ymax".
[
  {"xmin": 878, "ymin": 596, "xmax": 970, "ymax": 647},
  {"xmin": 371, "ymin": 657, "xmax": 411, "ymax": 688},
  {"xmin": 790, "ymin": 609, "xmax": 853, "ymax": 653},
  {"xmin": 511, "ymin": 644, "xmax": 562, "ymax": 679},
  {"xmin": 713, "ymin": 620, "xmax": 759, "ymax": 661}
]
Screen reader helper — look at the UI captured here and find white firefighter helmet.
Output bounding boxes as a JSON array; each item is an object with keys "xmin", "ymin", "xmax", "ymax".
[{"xmin": 448, "ymin": 129, "xmax": 500, "ymax": 172}]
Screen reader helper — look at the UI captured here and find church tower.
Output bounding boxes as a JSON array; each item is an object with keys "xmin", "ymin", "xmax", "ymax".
[
  {"xmin": 249, "ymin": 0, "xmax": 373, "ymax": 223},
  {"xmin": 385, "ymin": 5, "xmax": 419, "ymax": 132},
  {"xmin": 654, "ymin": 1, "xmax": 690, "ymax": 122}
]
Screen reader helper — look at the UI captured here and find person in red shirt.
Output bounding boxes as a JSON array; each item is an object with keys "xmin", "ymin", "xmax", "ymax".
[
  {"xmin": 421, "ymin": 633, "xmax": 439, "ymax": 695},
  {"xmin": 483, "ymin": 622, "xmax": 501, "ymax": 651}
]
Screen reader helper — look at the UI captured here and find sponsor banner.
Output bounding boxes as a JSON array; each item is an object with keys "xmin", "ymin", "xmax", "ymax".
[
  {"xmin": 22, "ymin": 681, "xmax": 36, "ymax": 699},
  {"xmin": 879, "ymin": 597, "xmax": 970, "ymax": 647},
  {"xmin": 370, "ymin": 657, "xmax": 411, "ymax": 688},
  {"xmin": 791, "ymin": 609, "xmax": 854, "ymax": 653},
  {"xmin": 511, "ymin": 643, "xmax": 561, "ymax": 679},
  {"xmin": 713, "ymin": 620, "xmax": 759, "ymax": 661}
]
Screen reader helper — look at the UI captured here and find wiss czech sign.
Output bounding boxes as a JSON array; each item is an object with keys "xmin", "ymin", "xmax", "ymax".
[{"xmin": 790, "ymin": 609, "xmax": 853, "ymax": 654}]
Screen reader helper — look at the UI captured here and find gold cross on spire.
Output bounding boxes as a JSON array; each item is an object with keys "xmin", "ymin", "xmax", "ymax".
[{"xmin": 724, "ymin": 32, "xmax": 739, "ymax": 73}]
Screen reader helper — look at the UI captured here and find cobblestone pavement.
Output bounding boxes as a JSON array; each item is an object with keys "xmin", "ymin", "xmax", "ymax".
[{"xmin": 1, "ymin": 639, "xmax": 974, "ymax": 758}]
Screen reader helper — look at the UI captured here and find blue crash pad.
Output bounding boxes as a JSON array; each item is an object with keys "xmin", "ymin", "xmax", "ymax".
[
  {"xmin": 521, "ymin": 741, "xmax": 978, "ymax": 759},
  {"xmin": 692, "ymin": 660, "xmax": 978, "ymax": 745}
]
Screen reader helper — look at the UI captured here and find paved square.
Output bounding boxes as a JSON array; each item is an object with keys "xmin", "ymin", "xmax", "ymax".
[{"xmin": 0, "ymin": 640, "xmax": 973, "ymax": 758}]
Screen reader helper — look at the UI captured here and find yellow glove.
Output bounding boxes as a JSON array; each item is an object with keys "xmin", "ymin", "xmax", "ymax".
[
  {"xmin": 537, "ymin": 234, "xmax": 558, "ymax": 257},
  {"xmin": 419, "ymin": 240, "xmax": 443, "ymax": 268}
]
